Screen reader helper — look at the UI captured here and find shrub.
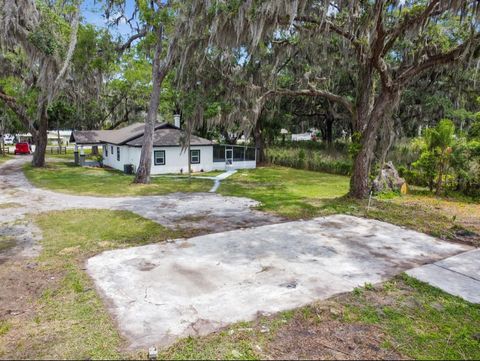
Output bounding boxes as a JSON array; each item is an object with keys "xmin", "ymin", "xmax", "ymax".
[{"xmin": 267, "ymin": 146, "xmax": 352, "ymax": 176}]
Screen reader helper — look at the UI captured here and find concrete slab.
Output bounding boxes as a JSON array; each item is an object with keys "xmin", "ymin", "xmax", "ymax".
[
  {"xmin": 406, "ymin": 249, "xmax": 480, "ymax": 304},
  {"xmin": 434, "ymin": 249, "xmax": 480, "ymax": 281},
  {"xmin": 86, "ymin": 214, "xmax": 470, "ymax": 349},
  {"xmin": 407, "ymin": 264, "xmax": 480, "ymax": 303}
]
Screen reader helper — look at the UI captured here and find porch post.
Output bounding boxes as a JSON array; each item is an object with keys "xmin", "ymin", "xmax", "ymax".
[
  {"xmin": 74, "ymin": 144, "xmax": 79, "ymax": 165},
  {"xmin": 79, "ymin": 145, "xmax": 85, "ymax": 166}
]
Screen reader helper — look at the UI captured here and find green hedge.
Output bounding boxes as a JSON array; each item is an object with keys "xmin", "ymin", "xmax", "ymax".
[{"xmin": 267, "ymin": 147, "xmax": 352, "ymax": 176}]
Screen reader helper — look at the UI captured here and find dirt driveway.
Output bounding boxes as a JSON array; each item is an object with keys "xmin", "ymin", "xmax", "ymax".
[
  {"xmin": 87, "ymin": 214, "xmax": 470, "ymax": 349},
  {"xmin": 0, "ymin": 157, "xmax": 281, "ymax": 261}
]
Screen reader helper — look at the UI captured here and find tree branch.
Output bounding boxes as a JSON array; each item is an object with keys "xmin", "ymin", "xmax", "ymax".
[
  {"xmin": 397, "ymin": 34, "xmax": 480, "ymax": 86},
  {"xmin": 383, "ymin": 0, "xmax": 443, "ymax": 55},
  {"xmin": 115, "ymin": 29, "xmax": 147, "ymax": 52},
  {"xmin": 267, "ymin": 87, "xmax": 354, "ymax": 116},
  {"xmin": 0, "ymin": 88, "xmax": 35, "ymax": 133},
  {"xmin": 294, "ymin": 15, "xmax": 360, "ymax": 50},
  {"xmin": 54, "ymin": 7, "xmax": 80, "ymax": 91}
]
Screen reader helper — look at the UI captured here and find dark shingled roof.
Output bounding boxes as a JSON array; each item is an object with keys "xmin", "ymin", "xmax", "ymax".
[
  {"xmin": 71, "ymin": 122, "xmax": 212, "ymax": 147},
  {"xmin": 70, "ymin": 130, "xmax": 111, "ymax": 145},
  {"xmin": 126, "ymin": 128, "xmax": 213, "ymax": 147}
]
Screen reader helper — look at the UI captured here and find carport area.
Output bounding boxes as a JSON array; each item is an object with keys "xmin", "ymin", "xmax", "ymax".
[{"xmin": 87, "ymin": 214, "xmax": 471, "ymax": 349}]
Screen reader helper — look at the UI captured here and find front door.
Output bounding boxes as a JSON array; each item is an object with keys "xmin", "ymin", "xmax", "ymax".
[{"xmin": 225, "ymin": 148, "xmax": 233, "ymax": 166}]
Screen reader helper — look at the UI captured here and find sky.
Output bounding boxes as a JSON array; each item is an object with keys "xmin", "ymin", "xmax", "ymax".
[{"xmin": 81, "ymin": 0, "xmax": 136, "ymax": 38}]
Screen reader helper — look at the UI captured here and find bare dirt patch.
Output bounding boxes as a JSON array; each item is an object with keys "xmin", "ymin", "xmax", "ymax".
[
  {"xmin": 267, "ymin": 315, "xmax": 403, "ymax": 360},
  {"xmin": 0, "ymin": 259, "xmax": 59, "ymax": 358}
]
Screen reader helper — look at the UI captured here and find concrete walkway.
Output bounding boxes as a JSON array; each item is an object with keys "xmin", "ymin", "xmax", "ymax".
[
  {"xmin": 407, "ymin": 249, "xmax": 480, "ymax": 303},
  {"xmin": 87, "ymin": 214, "xmax": 471, "ymax": 349},
  {"xmin": 207, "ymin": 169, "xmax": 237, "ymax": 192}
]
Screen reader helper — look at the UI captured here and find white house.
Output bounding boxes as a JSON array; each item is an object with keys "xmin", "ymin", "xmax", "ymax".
[
  {"xmin": 71, "ymin": 121, "xmax": 256, "ymax": 174},
  {"xmin": 47, "ymin": 130, "xmax": 73, "ymax": 145}
]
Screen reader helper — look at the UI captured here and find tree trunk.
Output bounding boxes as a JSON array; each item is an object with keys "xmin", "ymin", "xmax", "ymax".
[
  {"xmin": 254, "ymin": 117, "xmax": 266, "ymax": 164},
  {"xmin": 32, "ymin": 103, "xmax": 48, "ymax": 167},
  {"xmin": 134, "ymin": 26, "xmax": 165, "ymax": 184},
  {"xmin": 350, "ymin": 90, "xmax": 399, "ymax": 198},
  {"xmin": 325, "ymin": 113, "xmax": 333, "ymax": 146},
  {"xmin": 0, "ymin": 116, "xmax": 5, "ymax": 156},
  {"xmin": 435, "ymin": 155, "xmax": 445, "ymax": 195}
]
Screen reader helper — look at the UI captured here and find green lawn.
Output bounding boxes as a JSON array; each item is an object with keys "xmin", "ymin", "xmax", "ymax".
[
  {"xmin": 24, "ymin": 162, "xmax": 213, "ymax": 196},
  {"xmin": 46, "ymin": 148, "xmax": 103, "ymax": 160},
  {"xmin": 0, "ymin": 209, "xmax": 187, "ymax": 359},
  {"xmin": 23, "ymin": 163, "xmax": 478, "ymax": 243},
  {"xmin": 3, "ymin": 164, "xmax": 479, "ymax": 359},
  {"xmin": 218, "ymin": 166, "xmax": 479, "ymax": 244},
  {"xmin": 219, "ymin": 166, "xmax": 350, "ymax": 218}
]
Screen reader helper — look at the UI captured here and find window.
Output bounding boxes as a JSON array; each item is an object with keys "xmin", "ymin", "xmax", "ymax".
[
  {"xmin": 154, "ymin": 150, "xmax": 165, "ymax": 165},
  {"xmin": 117, "ymin": 147, "xmax": 120, "ymax": 161},
  {"xmin": 245, "ymin": 147, "xmax": 256, "ymax": 161},
  {"xmin": 111, "ymin": 146, "xmax": 113, "ymax": 154},
  {"xmin": 233, "ymin": 147, "xmax": 245, "ymax": 161},
  {"xmin": 105, "ymin": 145, "xmax": 108, "ymax": 157},
  {"xmin": 190, "ymin": 149, "xmax": 200, "ymax": 164},
  {"xmin": 213, "ymin": 145, "xmax": 224, "ymax": 162}
]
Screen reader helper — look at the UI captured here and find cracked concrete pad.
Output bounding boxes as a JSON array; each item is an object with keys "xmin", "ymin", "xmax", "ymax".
[{"xmin": 86, "ymin": 214, "xmax": 470, "ymax": 349}]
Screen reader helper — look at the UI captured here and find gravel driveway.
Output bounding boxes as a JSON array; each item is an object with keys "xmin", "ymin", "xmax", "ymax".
[{"xmin": 0, "ymin": 157, "xmax": 281, "ymax": 260}]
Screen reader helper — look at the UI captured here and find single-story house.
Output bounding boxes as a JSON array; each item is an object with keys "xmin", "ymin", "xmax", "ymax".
[
  {"xmin": 71, "ymin": 122, "xmax": 256, "ymax": 174},
  {"xmin": 47, "ymin": 130, "xmax": 73, "ymax": 145}
]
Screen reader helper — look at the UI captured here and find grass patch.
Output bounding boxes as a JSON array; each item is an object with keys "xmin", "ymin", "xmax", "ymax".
[
  {"xmin": 159, "ymin": 275, "xmax": 480, "ymax": 360},
  {"xmin": 341, "ymin": 275, "xmax": 480, "ymax": 360},
  {"xmin": 219, "ymin": 166, "xmax": 350, "ymax": 219},
  {"xmin": 190, "ymin": 170, "xmax": 225, "ymax": 177},
  {"xmin": 0, "ymin": 154, "xmax": 13, "ymax": 165},
  {"xmin": 0, "ymin": 237, "xmax": 16, "ymax": 252},
  {"xmin": 1, "ymin": 209, "xmax": 186, "ymax": 359},
  {"xmin": 24, "ymin": 162, "xmax": 212, "ymax": 196},
  {"xmin": 0, "ymin": 320, "xmax": 10, "ymax": 336},
  {"xmin": 0, "ymin": 202, "xmax": 22, "ymax": 209},
  {"xmin": 219, "ymin": 166, "xmax": 479, "ymax": 243},
  {"xmin": 46, "ymin": 148, "xmax": 102, "ymax": 160}
]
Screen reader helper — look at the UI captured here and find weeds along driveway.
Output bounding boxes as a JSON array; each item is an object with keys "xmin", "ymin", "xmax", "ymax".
[
  {"xmin": 87, "ymin": 214, "xmax": 471, "ymax": 349},
  {"xmin": 0, "ymin": 157, "xmax": 282, "ymax": 255}
]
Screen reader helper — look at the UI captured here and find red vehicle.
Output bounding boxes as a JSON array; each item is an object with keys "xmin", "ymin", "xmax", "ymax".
[{"xmin": 14, "ymin": 142, "xmax": 32, "ymax": 155}]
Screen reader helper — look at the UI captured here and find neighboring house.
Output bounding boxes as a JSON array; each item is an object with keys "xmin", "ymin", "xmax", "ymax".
[
  {"xmin": 16, "ymin": 133, "xmax": 34, "ymax": 143},
  {"xmin": 71, "ymin": 122, "xmax": 256, "ymax": 174},
  {"xmin": 47, "ymin": 130, "xmax": 73, "ymax": 145},
  {"xmin": 3, "ymin": 134, "xmax": 15, "ymax": 145},
  {"xmin": 291, "ymin": 128, "xmax": 320, "ymax": 141}
]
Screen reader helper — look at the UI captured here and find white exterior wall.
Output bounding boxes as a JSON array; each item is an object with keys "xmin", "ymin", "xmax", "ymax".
[
  {"xmin": 102, "ymin": 144, "xmax": 214, "ymax": 174},
  {"xmin": 212, "ymin": 160, "xmax": 256, "ymax": 170}
]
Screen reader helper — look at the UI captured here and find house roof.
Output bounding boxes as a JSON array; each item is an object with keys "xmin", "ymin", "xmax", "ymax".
[
  {"xmin": 71, "ymin": 122, "xmax": 213, "ymax": 147},
  {"xmin": 71, "ymin": 130, "xmax": 112, "ymax": 145},
  {"xmin": 126, "ymin": 128, "xmax": 213, "ymax": 147}
]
